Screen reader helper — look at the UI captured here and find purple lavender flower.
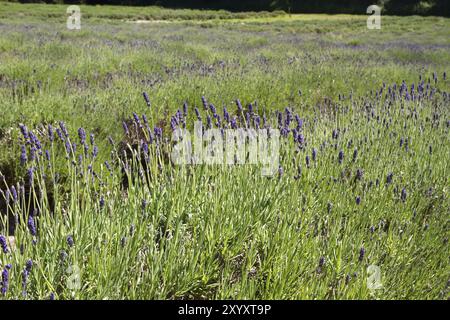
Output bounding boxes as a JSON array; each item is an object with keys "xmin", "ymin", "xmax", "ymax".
[
  {"xmin": 356, "ymin": 196, "xmax": 361, "ymax": 205},
  {"xmin": 230, "ymin": 117, "xmax": 237, "ymax": 129},
  {"xmin": 133, "ymin": 112, "xmax": 141, "ymax": 127},
  {"xmin": 143, "ymin": 92, "xmax": 151, "ymax": 107},
  {"xmin": 49, "ymin": 293, "xmax": 55, "ymax": 300},
  {"xmin": 353, "ymin": 148, "xmax": 358, "ymax": 162},
  {"xmin": 19, "ymin": 124, "xmax": 29, "ymax": 141},
  {"xmin": 1, "ymin": 266, "xmax": 9, "ymax": 296},
  {"xmin": 92, "ymin": 145, "xmax": 99, "ymax": 158},
  {"xmin": 359, "ymin": 247, "xmax": 365, "ymax": 261},
  {"xmin": 25, "ymin": 259, "xmax": 33, "ymax": 272},
  {"xmin": 194, "ymin": 107, "xmax": 201, "ymax": 121},
  {"xmin": 201, "ymin": 96, "xmax": 208, "ymax": 110},
  {"xmin": 29, "ymin": 132, "xmax": 42, "ymax": 150},
  {"xmin": 59, "ymin": 121, "xmax": 68, "ymax": 137},
  {"xmin": 0, "ymin": 235, "xmax": 8, "ymax": 253},
  {"xmin": 142, "ymin": 199, "xmax": 148, "ymax": 211},
  {"xmin": 28, "ymin": 215, "xmax": 37, "ymax": 236},
  {"xmin": 401, "ymin": 188, "xmax": 407, "ymax": 202},
  {"xmin": 292, "ymin": 128, "xmax": 298, "ymax": 141},
  {"xmin": 10, "ymin": 186, "xmax": 18, "ymax": 203},
  {"xmin": 20, "ymin": 145, "xmax": 27, "ymax": 166},
  {"xmin": 312, "ymin": 148, "xmax": 317, "ymax": 162},
  {"xmin": 278, "ymin": 166, "xmax": 284, "ymax": 177},
  {"xmin": 183, "ymin": 102, "xmax": 188, "ymax": 116},
  {"xmin": 122, "ymin": 121, "xmax": 129, "ymax": 135},
  {"xmin": 142, "ymin": 114, "xmax": 149, "ymax": 126},
  {"xmin": 88, "ymin": 132, "xmax": 94, "ymax": 146},
  {"xmin": 67, "ymin": 235, "xmax": 74, "ymax": 248},
  {"xmin": 142, "ymin": 142, "xmax": 149, "ymax": 155},
  {"xmin": 338, "ymin": 150, "xmax": 344, "ymax": 164},
  {"xmin": 332, "ymin": 129, "xmax": 339, "ymax": 140},
  {"xmin": 78, "ymin": 128, "xmax": 86, "ymax": 145},
  {"xmin": 345, "ymin": 274, "xmax": 351, "ymax": 284},
  {"xmin": 248, "ymin": 103, "xmax": 254, "ymax": 114},
  {"xmin": 284, "ymin": 114, "xmax": 291, "ymax": 128},
  {"xmin": 236, "ymin": 99, "xmax": 243, "ymax": 113},
  {"xmin": 29, "ymin": 146, "xmax": 38, "ymax": 162},
  {"xmin": 305, "ymin": 155, "xmax": 310, "ymax": 167},
  {"xmin": 254, "ymin": 116, "xmax": 260, "ymax": 128},
  {"xmin": 209, "ymin": 103, "xmax": 217, "ymax": 115},
  {"xmin": 104, "ymin": 161, "xmax": 112, "ymax": 173},
  {"xmin": 154, "ymin": 127, "xmax": 163, "ymax": 139},
  {"xmin": 319, "ymin": 256, "xmax": 325, "ymax": 267},
  {"xmin": 99, "ymin": 196, "xmax": 105, "ymax": 209},
  {"xmin": 386, "ymin": 172, "xmax": 394, "ymax": 184},
  {"xmin": 295, "ymin": 115, "xmax": 303, "ymax": 129},
  {"xmin": 22, "ymin": 269, "xmax": 29, "ymax": 297},
  {"xmin": 356, "ymin": 169, "xmax": 363, "ymax": 181},
  {"xmin": 45, "ymin": 150, "xmax": 51, "ymax": 162},
  {"xmin": 223, "ymin": 106, "xmax": 229, "ymax": 123},
  {"xmin": 277, "ymin": 112, "xmax": 283, "ymax": 128},
  {"xmin": 170, "ymin": 116, "xmax": 177, "ymax": 131},
  {"xmin": 48, "ymin": 124, "xmax": 54, "ymax": 142},
  {"xmin": 27, "ymin": 167, "xmax": 34, "ymax": 186},
  {"xmin": 64, "ymin": 140, "xmax": 72, "ymax": 155},
  {"xmin": 280, "ymin": 127, "xmax": 289, "ymax": 137},
  {"xmin": 60, "ymin": 250, "xmax": 68, "ymax": 262},
  {"xmin": 56, "ymin": 128, "xmax": 63, "ymax": 141}
]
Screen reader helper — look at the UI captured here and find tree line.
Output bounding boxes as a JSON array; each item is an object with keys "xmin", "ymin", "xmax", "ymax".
[{"xmin": 7, "ymin": 0, "xmax": 450, "ymax": 17}]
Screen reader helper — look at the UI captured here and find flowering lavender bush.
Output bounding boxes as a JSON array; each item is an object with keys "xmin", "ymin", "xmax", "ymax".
[{"xmin": 0, "ymin": 4, "xmax": 449, "ymax": 300}]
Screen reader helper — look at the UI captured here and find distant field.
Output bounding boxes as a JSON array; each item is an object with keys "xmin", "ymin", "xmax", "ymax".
[{"xmin": 0, "ymin": 3, "xmax": 449, "ymax": 300}]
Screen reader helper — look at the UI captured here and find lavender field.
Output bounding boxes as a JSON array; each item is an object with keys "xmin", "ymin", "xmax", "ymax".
[{"xmin": 0, "ymin": 2, "xmax": 449, "ymax": 300}]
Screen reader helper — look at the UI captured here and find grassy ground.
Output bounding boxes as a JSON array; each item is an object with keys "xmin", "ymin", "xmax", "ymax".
[{"xmin": 0, "ymin": 3, "xmax": 449, "ymax": 299}]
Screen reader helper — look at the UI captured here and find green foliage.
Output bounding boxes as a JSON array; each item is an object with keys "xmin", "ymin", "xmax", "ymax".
[{"xmin": 0, "ymin": 3, "xmax": 449, "ymax": 299}]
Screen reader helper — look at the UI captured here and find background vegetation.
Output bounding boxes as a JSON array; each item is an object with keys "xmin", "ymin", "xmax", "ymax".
[{"xmin": 2, "ymin": 0, "xmax": 449, "ymax": 16}]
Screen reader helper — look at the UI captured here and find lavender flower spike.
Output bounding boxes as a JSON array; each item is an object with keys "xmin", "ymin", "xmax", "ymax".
[
  {"xmin": 67, "ymin": 235, "xmax": 74, "ymax": 248},
  {"xmin": 1, "ymin": 266, "xmax": 9, "ymax": 296},
  {"xmin": 338, "ymin": 150, "xmax": 344, "ymax": 164},
  {"xmin": 28, "ymin": 215, "xmax": 37, "ymax": 236},
  {"xmin": 0, "ymin": 235, "xmax": 8, "ymax": 253},
  {"xmin": 143, "ymin": 92, "xmax": 151, "ymax": 108}
]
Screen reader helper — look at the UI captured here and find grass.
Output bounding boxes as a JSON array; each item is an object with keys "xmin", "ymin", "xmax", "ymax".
[{"xmin": 0, "ymin": 3, "xmax": 449, "ymax": 300}]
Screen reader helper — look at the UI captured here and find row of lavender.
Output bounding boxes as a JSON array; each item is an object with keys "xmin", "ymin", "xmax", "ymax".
[{"xmin": 0, "ymin": 72, "xmax": 448, "ymax": 298}]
